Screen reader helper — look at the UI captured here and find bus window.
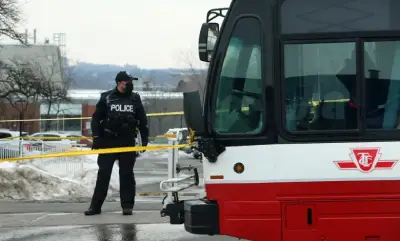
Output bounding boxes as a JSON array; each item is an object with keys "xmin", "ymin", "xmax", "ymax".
[
  {"xmin": 281, "ymin": 0, "xmax": 400, "ymax": 34},
  {"xmin": 213, "ymin": 17, "xmax": 264, "ymax": 134},
  {"xmin": 364, "ymin": 41, "xmax": 400, "ymax": 129},
  {"xmin": 283, "ymin": 42, "xmax": 358, "ymax": 131}
]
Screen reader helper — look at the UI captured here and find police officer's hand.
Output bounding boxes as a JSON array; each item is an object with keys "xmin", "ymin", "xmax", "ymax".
[
  {"xmin": 92, "ymin": 136, "xmax": 103, "ymax": 150},
  {"xmin": 140, "ymin": 140, "xmax": 148, "ymax": 153}
]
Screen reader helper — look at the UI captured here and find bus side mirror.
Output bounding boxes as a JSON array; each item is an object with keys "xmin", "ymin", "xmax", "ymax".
[
  {"xmin": 198, "ymin": 22, "xmax": 219, "ymax": 62},
  {"xmin": 183, "ymin": 91, "xmax": 205, "ymax": 136}
]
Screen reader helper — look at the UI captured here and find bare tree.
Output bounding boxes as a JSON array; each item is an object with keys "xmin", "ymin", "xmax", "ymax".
[
  {"xmin": 175, "ymin": 50, "xmax": 208, "ymax": 102},
  {"xmin": 0, "ymin": 60, "xmax": 41, "ymax": 106},
  {"xmin": 0, "ymin": 0, "xmax": 25, "ymax": 43},
  {"xmin": 138, "ymin": 77, "xmax": 184, "ymax": 136},
  {"xmin": 175, "ymin": 80, "xmax": 185, "ymax": 92},
  {"xmin": 32, "ymin": 56, "xmax": 72, "ymax": 131},
  {"xmin": 0, "ymin": 59, "xmax": 42, "ymax": 134},
  {"xmin": 143, "ymin": 98, "xmax": 165, "ymax": 136},
  {"xmin": 143, "ymin": 97, "xmax": 183, "ymax": 136},
  {"xmin": 142, "ymin": 77, "xmax": 153, "ymax": 91},
  {"xmin": 0, "ymin": 55, "xmax": 72, "ymax": 133}
]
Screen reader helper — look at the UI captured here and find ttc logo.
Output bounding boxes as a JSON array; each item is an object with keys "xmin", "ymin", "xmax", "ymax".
[{"xmin": 334, "ymin": 148, "xmax": 398, "ymax": 173}]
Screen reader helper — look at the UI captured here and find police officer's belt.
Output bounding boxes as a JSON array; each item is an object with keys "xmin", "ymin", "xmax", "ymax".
[{"xmin": 104, "ymin": 128, "xmax": 137, "ymax": 137}]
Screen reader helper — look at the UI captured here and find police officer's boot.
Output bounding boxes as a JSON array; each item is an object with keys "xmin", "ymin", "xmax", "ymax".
[
  {"xmin": 84, "ymin": 207, "xmax": 101, "ymax": 216},
  {"xmin": 122, "ymin": 208, "xmax": 133, "ymax": 215}
]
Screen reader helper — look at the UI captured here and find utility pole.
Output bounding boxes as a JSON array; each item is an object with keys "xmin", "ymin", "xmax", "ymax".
[
  {"xmin": 24, "ymin": 29, "xmax": 28, "ymax": 44},
  {"xmin": 16, "ymin": 100, "xmax": 26, "ymax": 157},
  {"xmin": 53, "ymin": 33, "xmax": 67, "ymax": 68},
  {"xmin": 19, "ymin": 28, "xmax": 37, "ymax": 44},
  {"xmin": 33, "ymin": 29, "xmax": 37, "ymax": 44}
]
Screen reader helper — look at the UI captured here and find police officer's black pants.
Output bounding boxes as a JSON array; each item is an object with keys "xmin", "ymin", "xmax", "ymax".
[{"xmin": 90, "ymin": 152, "xmax": 136, "ymax": 210}]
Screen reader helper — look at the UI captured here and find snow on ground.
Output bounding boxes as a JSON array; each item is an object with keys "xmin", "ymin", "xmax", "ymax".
[
  {"xmin": 0, "ymin": 161, "xmax": 90, "ymax": 200},
  {"xmin": 0, "ymin": 147, "xmax": 196, "ymax": 201}
]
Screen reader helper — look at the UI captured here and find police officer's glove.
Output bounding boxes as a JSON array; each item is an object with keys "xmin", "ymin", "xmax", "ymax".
[
  {"xmin": 140, "ymin": 139, "xmax": 148, "ymax": 153},
  {"xmin": 91, "ymin": 136, "xmax": 104, "ymax": 150}
]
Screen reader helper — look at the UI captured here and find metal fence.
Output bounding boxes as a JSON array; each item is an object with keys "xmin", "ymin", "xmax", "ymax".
[
  {"xmin": 0, "ymin": 135, "xmax": 191, "ymax": 176},
  {"xmin": 0, "ymin": 140, "xmax": 88, "ymax": 173}
]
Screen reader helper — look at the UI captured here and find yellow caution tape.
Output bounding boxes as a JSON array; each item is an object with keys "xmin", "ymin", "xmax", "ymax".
[
  {"xmin": 147, "ymin": 111, "xmax": 184, "ymax": 117},
  {"xmin": 311, "ymin": 99, "xmax": 349, "ymax": 106},
  {"xmin": 0, "ymin": 98, "xmax": 349, "ymax": 124},
  {"xmin": 4, "ymin": 135, "xmax": 162, "ymax": 140},
  {"xmin": 164, "ymin": 133, "xmax": 176, "ymax": 138},
  {"xmin": 1, "ymin": 144, "xmax": 190, "ymax": 162},
  {"xmin": 1, "ymin": 99, "xmax": 349, "ymax": 123},
  {"xmin": 19, "ymin": 136, "xmax": 93, "ymax": 140},
  {"xmin": 0, "ymin": 111, "xmax": 184, "ymax": 123},
  {"xmin": 189, "ymin": 128, "xmax": 195, "ymax": 144}
]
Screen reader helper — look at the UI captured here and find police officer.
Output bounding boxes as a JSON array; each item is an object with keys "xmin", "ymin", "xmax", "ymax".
[{"xmin": 84, "ymin": 71, "xmax": 149, "ymax": 216}]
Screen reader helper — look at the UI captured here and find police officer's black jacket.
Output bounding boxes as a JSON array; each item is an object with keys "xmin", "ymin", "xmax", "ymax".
[{"xmin": 91, "ymin": 88, "xmax": 149, "ymax": 145}]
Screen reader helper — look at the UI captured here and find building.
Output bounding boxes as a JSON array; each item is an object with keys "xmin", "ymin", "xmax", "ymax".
[
  {"xmin": 0, "ymin": 44, "xmax": 63, "ymax": 134},
  {"xmin": 0, "ymin": 44, "xmax": 185, "ymax": 136},
  {"xmin": 0, "ymin": 88, "xmax": 184, "ymax": 136},
  {"xmin": 39, "ymin": 89, "xmax": 184, "ymax": 136},
  {"xmin": 0, "ymin": 44, "xmax": 63, "ymax": 84},
  {"xmin": 0, "ymin": 102, "xmax": 40, "ymax": 134}
]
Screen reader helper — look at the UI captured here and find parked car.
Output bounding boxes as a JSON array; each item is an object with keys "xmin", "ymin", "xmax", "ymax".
[
  {"xmin": 28, "ymin": 131, "xmax": 90, "ymax": 151},
  {"xmin": 78, "ymin": 137, "xmax": 93, "ymax": 148},
  {"xmin": 0, "ymin": 129, "xmax": 34, "ymax": 158},
  {"xmin": 80, "ymin": 129, "xmax": 94, "ymax": 148}
]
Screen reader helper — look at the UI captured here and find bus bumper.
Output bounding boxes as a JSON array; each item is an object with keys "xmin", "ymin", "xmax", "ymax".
[{"xmin": 161, "ymin": 199, "xmax": 220, "ymax": 235}]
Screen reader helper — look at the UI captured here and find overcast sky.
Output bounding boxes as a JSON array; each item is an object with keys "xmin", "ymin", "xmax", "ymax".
[{"xmin": 13, "ymin": 0, "xmax": 230, "ymax": 68}]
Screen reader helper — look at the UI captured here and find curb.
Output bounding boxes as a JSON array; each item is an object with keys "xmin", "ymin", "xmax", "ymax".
[
  {"xmin": 0, "ymin": 192, "xmax": 204, "ymax": 203},
  {"xmin": 136, "ymin": 192, "xmax": 201, "ymax": 197}
]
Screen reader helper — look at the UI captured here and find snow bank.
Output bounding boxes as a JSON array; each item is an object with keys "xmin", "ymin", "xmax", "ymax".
[
  {"xmin": 0, "ymin": 162, "xmax": 90, "ymax": 200},
  {"xmin": 0, "ymin": 157, "xmax": 153, "ymax": 201},
  {"xmin": 0, "ymin": 161, "xmax": 16, "ymax": 169},
  {"xmin": 0, "ymin": 146, "xmax": 199, "ymax": 201}
]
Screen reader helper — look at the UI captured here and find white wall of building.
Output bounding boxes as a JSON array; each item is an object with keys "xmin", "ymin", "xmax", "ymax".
[{"xmin": 0, "ymin": 44, "xmax": 63, "ymax": 84}]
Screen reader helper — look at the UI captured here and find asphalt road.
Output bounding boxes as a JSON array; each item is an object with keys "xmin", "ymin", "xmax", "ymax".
[
  {"xmin": 134, "ymin": 151, "xmax": 204, "ymax": 194},
  {"xmin": 0, "ymin": 147, "xmax": 223, "ymax": 240},
  {"xmin": 0, "ymin": 224, "xmax": 237, "ymax": 241},
  {"xmin": 27, "ymin": 150, "xmax": 205, "ymax": 203},
  {"xmin": 0, "ymin": 199, "xmax": 242, "ymax": 241}
]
